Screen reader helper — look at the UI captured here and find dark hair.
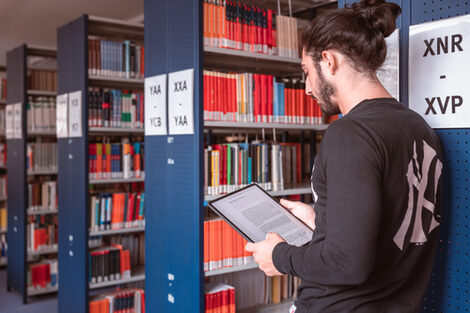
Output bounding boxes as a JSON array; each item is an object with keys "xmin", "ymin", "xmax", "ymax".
[{"xmin": 301, "ymin": 0, "xmax": 401, "ymax": 76}]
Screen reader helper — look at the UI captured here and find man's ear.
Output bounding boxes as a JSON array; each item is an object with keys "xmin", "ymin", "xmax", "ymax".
[{"xmin": 321, "ymin": 50, "xmax": 338, "ymax": 75}]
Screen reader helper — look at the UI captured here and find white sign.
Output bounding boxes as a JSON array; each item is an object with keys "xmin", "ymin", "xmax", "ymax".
[
  {"xmin": 409, "ymin": 15, "xmax": 470, "ymax": 128},
  {"xmin": 168, "ymin": 68, "xmax": 194, "ymax": 135},
  {"xmin": 13, "ymin": 103, "xmax": 22, "ymax": 139},
  {"xmin": 145, "ymin": 74, "xmax": 167, "ymax": 135},
  {"xmin": 378, "ymin": 29, "xmax": 400, "ymax": 101},
  {"xmin": 68, "ymin": 90, "xmax": 83, "ymax": 137},
  {"xmin": 56, "ymin": 93, "xmax": 69, "ymax": 138},
  {"xmin": 5, "ymin": 104, "xmax": 14, "ymax": 139}
]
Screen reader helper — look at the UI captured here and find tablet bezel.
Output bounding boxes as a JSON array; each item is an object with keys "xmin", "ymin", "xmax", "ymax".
[{"xmin": 208, "ymin": 183, "xmax": 314, "ymax": 244}]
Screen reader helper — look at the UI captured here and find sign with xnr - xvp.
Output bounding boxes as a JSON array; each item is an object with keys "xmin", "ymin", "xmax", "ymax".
[{"xmin": 409, "ymin": 14, "xmax": 470, "ymax": 129}]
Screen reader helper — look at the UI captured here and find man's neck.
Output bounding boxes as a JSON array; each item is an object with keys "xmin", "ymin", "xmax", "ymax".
[{"xmin": 337, "ymin": 75, "xmax": 392, "ymax": 115}]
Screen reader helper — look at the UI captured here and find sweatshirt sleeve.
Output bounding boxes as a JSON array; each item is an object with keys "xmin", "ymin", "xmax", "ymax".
[{"xmin": 272, "ymin": 119, "xmax": 383, "ymax": 286}]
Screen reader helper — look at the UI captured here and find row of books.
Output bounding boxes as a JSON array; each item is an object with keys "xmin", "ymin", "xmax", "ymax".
[
  {"xmin": 89, "ymin": 140, "xmax": 145, "ymax": 180},
  {"xmin": 0, "ymin": 234, "xmax": 6, "ymax": 259},
  {"xmin": 89, "ymin": 288, "xmax": 145, "ymax": 313},
  {"xmin": 28, "ymin": 181, "xmax": 57, "ymax": 212},
  {"xmin": 27, "ymin": 142, "xmax": 58, "ymax": 173},
  {"xmin": 107, "ymin": 234, "xmax": 145, "ymax": 268},
  {"xmin": 0, "ymin": 109, "xmax": 5, "ymax": 135},
  {"xmin": 203, "ymin": 71, "xmax": 324, "ymax": 124},
  {"xmin": 203, "ymin": 1, "xmax": 299, "ymax": 58},
  {"xmin": 205, "ymin": 282, "xmax": 235, "ymax": 313},
  {"xmin": 27, "ymin": 96, "xmax": 56, "ymax": 133},
  {"xmin": 1, "ymin": 78, "xmax": 6, "ymax": 101},
  {"xmin": 28, "ymin": 259, "xmax": 58, "ymax": 289},
  {"xmin": 204, "ymin": 142, "xmax": 307, "ymax": 196},
  {"xmin": 88, "ymin": 39, "xmax": 144, "ymax": 79},
  {"xmin": 0, "ymin": 207, "xmax": 6, "ymax": 232},
  {"xmin": 28, "ymin": 70, "xmax": 57, "ymax": 92},
  {"xmin": 27, "ymin": 215, "xmax": 57, "ymax": 253},
  {"xmin": 88, "ymin": 88, "xmax": 144, "ymax": 129},
  {"xmin": 0, "ymin": 175, "xmax": 6, "ymax": 199},
  {"xmin": 204, "ymin": 219, "xmax": 253, "ymax": 272},
  {"xmin": 89, "ymin": 245, "xmax": 132, "ymax": 284},
  {"xmin": 90, "ymin": 192, "xmax": 145, "ymax": 232}
]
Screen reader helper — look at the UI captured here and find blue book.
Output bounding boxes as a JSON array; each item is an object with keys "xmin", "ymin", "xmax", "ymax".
[
  {"xmin": 125, "ymin": 40, "xmax": 130, "ymax": 78},
  {"xmin": 139, "ymin": 193, "xmax": 145, "ymax": 220},
  {"xmin": 279, "ymin": 82, "xmax": 285, "ymax": 122}
]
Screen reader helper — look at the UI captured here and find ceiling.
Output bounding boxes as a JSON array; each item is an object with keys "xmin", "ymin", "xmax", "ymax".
[{"xmin": 0, "ymin": 0, "xmax": 144, "ymax": 66}]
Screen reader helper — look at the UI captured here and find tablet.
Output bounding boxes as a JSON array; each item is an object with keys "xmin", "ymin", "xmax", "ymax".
[{"xmin": 208, "ymin": 184, "xmax": 313, "ymax": 247}]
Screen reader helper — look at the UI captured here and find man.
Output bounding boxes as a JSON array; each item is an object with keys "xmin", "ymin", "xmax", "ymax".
[{"xmin": 245, "ymin": 1, "xmax": 443, "ymax": 312}]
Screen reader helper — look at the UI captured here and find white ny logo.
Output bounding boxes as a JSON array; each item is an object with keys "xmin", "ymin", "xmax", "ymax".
[{"xmin": 393, "ymin": 140, "xmax": 442, "ymax": 251}]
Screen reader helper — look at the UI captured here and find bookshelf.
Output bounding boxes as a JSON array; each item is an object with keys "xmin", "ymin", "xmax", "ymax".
[
  {"xmin": 57, "ymin": 15, "xmax": 145, "ymax": 313},
  {"xmin": 144, "ymin": 0, "xmax": 327, "ymax": 312},
  {"xmin": 6, "ymin": 44, "xmax": 59, "ymax": 303}
]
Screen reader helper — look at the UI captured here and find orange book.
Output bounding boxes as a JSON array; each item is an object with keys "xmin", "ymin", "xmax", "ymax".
[
  {"xmin": 96, "ymin": 143, "xmax": 103, "ymax": 178},
  {"xmin": 204, "ymin": 221, "xmax": 209, "ymax": 271},
  {"xmin": 209, "ymin": 220, "xmax": 215, "ymax": 271},
  {"xmin": 219, "ymin": 1, "xmax": 225, "ymax": 48},
  {"xmin": 299, "ymin": 84, "xmax": 305, "ymax": 123},
  {"xmin": 111, "ymin": 194, "xmax": 118, "ymax": 229},
  {"xmin": 203, "ymin": 1, "xmax": 208, "ymax": 44}
]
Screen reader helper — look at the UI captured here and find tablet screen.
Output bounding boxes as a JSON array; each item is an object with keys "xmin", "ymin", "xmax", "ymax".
[{"xmin": 209, "ymin": 184, "xmax": 313, "ymax": 247}]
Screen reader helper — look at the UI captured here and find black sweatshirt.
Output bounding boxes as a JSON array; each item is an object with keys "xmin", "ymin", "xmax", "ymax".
[{"xmin": 273, "ymin": 98, "xmax": 443, "ymax": 313}]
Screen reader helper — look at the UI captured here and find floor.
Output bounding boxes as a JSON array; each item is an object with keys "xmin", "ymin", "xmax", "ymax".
[{"xmin": 0, "ymin": 269, "xmax": 57, "ymax": 313}]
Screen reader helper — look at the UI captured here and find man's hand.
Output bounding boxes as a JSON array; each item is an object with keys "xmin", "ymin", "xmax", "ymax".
[
  {"xmin": 280, "ymin": 199, "xmax": 316, "ymax": 230},
  {"xmin": 245, "ymin": 233, "xmax": 286, "ymax": 276}
]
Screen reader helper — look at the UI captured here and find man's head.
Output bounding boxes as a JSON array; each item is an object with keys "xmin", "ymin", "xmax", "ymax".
[{"xmin": 301, "ymin": 0, "xmax": 401, "ymax": 115}]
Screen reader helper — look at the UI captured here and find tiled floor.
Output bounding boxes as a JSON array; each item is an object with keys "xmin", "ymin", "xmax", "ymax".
[{"xmin": 0, "ymin": 269, "xmax": 57, "ymax": 313}]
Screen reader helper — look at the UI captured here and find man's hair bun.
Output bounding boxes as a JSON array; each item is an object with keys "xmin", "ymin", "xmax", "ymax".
[{"xmin": 350, "ymin": 0, "xmax": 401, "ymax": 38}]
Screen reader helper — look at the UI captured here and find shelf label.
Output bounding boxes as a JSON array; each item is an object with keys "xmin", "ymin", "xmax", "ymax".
[
  {"xmin": 56, "ymin": 93, "xmax": 69, "ymax": 138},
  {"xmin": 168, "ymin": 68, "xmax": 194, "ymax": 135},
  {"xmin": 68, "ymin": 90, "xmax": 83, "ymax": 138},
  {"xmin": 145, "ymin": 74, "xmax": 168, "ymax": 135},
  {"xmin": 5, "ymin": 104, "xmax": 14, "ymax": 139},
  {"xmin": 409, "ymin": 15, "xmax": 470, "ymax": 128},
  {"xmin": 6, "ymin": 103, "xmax": 23, "ymax": 139}
]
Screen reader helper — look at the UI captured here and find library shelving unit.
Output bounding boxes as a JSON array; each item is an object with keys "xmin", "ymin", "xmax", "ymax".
[
  {"xmin": 143, "ymin": 0, "xmax": 328, "ymax": 312},
  {"xmin": 57, "ymin": 15, "xmax": 145, "ymax": 313},
  {"xmin": 6, "ymin": 44, "xmax": 59, "ymax": 302},
  {"xmin": 0, "ymin": 65, "xmax": 7, "ymax": 267}
]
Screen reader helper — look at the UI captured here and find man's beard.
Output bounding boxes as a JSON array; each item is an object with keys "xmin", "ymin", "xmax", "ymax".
[{"xmin": 312, "ymin": 61, "xmax": 341, "ymax": 116}]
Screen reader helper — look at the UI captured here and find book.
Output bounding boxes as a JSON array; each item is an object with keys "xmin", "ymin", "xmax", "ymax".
[
  {"xmin": 0, "ymin": 175, "xmax": 6, "ymax": 199},
  {"xmin": 28, "ymin": 259, "xmax": 58, "ymax": 289},
  {"xmin": 27, "ymin": 214, "xmax": 58, "ymax": 253},
  {"xmin": 0, "ymin": 207, "xmax": 6, "ymax": 232},
  {"xmin": 26, "ymin": 96, "xmax": 56, "ymax": 133},
  {"xmin": 89, "ymin": 192, "xmax": 145, "ymax": 232},
  {"xmin": 89, "ymin": 288, "xmax": 145, "ymax": 313},
  {"xmin": 89, "ymin": 245, "xmax": 133, "ymax": 284},
  {"xmin": 204, "ymin": 218, "xmax": 254, "ymax": 272},
  {"xmin": 27, "ymin": 70, "xmax": 57, "ymax": 92},
  {"xmin": 0, "ymin": 77, "xmax": 6, "ymax": 101},
  {"xmin": 203, "ymin": 70, "xmax": 324, "ymax": 125},
  {"xmin": 27, "ymin": 142, "xmax": 58, "ymax": 173},
  {"xmin": 89, "ymin": 140, "xmax": 145, "ymax": 180},
  {"xmin": 205, "ymin": 282, "xmax": 235, "ymax": 313},
  {"xmin": 88, "ymin": 38, "xmax": 144, "ymax": 79},
  {"xmin": 88, "ymin": 88, "xmax": 144, "ymax": 129},
  {"xmin": 28, "ymin": 181, "xmax": 57, "ymax": 212}
]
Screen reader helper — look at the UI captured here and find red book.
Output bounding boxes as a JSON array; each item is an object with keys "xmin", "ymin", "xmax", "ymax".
[
  {"xmin": 267, "ymin": 75, "xmax": 273, "ymax": 122},
  {"xmin": 203, "ymin": 72, "xmax": 208, "ymax": 120},
  {"xmin": 250, "ymin": 5, "xmax": 256, "ymax": 52},
  {"xmin": 242, "ymin": 4, "xmax": 248, "ymax": 51},
  {"xmin": 209, "ymin": 72, "xmax": 215, "ymax": 120},
  {"xmin": 260, "ymin": 75, "xmax": 267, "ymax": 123},
  {"xmin": 231, "ymin": 74, "xmax": 237, "ymax": 121}
]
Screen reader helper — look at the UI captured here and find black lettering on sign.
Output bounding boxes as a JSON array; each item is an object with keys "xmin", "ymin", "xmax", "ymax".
[
  {"xmin": 150, "ymin": 85, "xmax": 161, "ymax": 95},
  {"xmin": 174, "ymin": 81, "xmax": 188, "ymax": 92},
  {"xmin": 452, "ymin": 96, "xmax": 463, "ymax": 113},
  {"xmin": 150, "ymin": 117, "xmax": 162, "ymax": 127},
  {"xmin": 424, "ymin": 96, "xmax": 463, "ymax": 115},
  {"xmin": 423, "ymin": 34, "xmax": 464, "ymax": 57},
  {"xmin": 174, "ymin": 115, "xmax": 188, "ymax": 126}
]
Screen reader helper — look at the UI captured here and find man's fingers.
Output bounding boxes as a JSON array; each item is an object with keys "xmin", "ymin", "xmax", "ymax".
[
  {"xmin": 245, "ymin": 242, "xmax": 255, "ymax": 252},
  {"xmin": 280, "ymin": 198, "xmax": 294, "ymax": 209}
]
